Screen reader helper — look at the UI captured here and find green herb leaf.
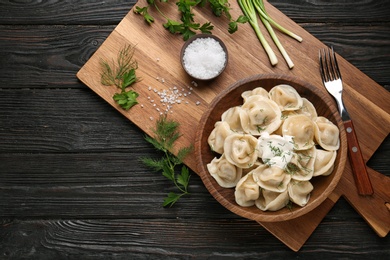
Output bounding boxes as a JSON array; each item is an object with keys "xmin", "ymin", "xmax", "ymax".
[
  {"xmin": 208, "ymin": 0, "xmax": 231, "ymax": 18},
  {"xmin": 100, "ymin": 44, "xmax": 140, "ymax": 110},
  {"xmin": 134, "ymin": 6, "xmax": 155, "ymax": 25},
  {"xmin": 163, "ymin": 19, "xmax": 183, "ymax": 34},
  {"xmin": 163, "ymin": 192, "xmax": 182, "ymax": 207},
  {"xmin": 113, "ymin": 90, "xmax": 139, "ymax": 110},
  {"xmin": 122, "ymin": 69, "xmax": 137, "ymax": 89},
  {"xmin": 236, "ymin": 14, "xmax": 250, "ymax": 24},
  {"xmin": 181, "ymin": 27, "xmax": 196, "ymax": 41},
  {"xmin": 162, "ymin": 161, "xmax": 175, "ymax": 181},
  {"xmin": 228, "ymin": 15, "xmax": 249, "ymax": 34},
  {"xmin": 144, "ymin": 135, "xmax": 166, "ymax": 152},
  {"xmin": 141, "ymin": 157, "xmax": 165, "ymax": 172},
  {"xmin": 141, "ymin": 116, "xmax": 193, "ymax": 207},
  {"xmin": 176, "ymin": 145, "xmax": 193, "ymax": 162},
  {"xmin": 199, "ymin": 22, "xmax": 214, "ymax": 34},
  {"xmin": 153, "ymin": 116, "xmax": 181, "ymax": 150},
  {"xmin": 136, "ymin": 0, "xmax": 225, "ymax": 40},
  {"xmin": 177, "ymin": 166, "xmax": 190, "ymax": 190}
]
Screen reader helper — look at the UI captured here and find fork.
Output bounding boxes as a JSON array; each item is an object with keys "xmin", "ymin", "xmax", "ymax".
[{"xmin": 319, "ymin": 47, "xmax": 373, "ymax": 196}]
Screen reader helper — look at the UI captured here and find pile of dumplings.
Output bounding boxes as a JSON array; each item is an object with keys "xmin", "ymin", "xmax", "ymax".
[{"xmin": 207, "ymin": 84, "xmax": 340, "ymax": 211}]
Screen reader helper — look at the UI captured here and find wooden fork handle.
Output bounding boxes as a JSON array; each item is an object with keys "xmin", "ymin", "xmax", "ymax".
[{"xmin": 344, "ymin": 120, "xmax": 374, "ymax": 195}]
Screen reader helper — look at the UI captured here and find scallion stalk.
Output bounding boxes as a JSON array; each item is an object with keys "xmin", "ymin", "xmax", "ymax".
[
  {"xmin": 253, "ymin": 0, "xmax": 295, "ymax": 68},
  {"xmin": 238, "ymin": 0, "xmax": 278, "ymax": 66},
  {"xmin": 254, "ymin": 0, "xmax": 303, "ymax": 42}
]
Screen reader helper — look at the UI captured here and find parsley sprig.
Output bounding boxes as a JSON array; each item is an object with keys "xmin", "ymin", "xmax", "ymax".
[
  {"xmin": 141, "ymin": 116, "xmax": 193, "ymax": 207},
  {"xmin": 134, "ymin": 0, "xmax": 248, "ymax": 40},
  {"xmin": 100, "ymin": 44, "xmax": 140, "ymax": 110}
]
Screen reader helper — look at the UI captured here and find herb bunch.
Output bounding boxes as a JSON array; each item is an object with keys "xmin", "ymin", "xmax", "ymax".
[
  {"xmin": 134, "ymin": 0, "xmax": 248, "ymax": 40},
  {"xmin": 141, "ymin": 116, "xmax": 193, "ymax": 207},
  {"xmin": 101, "ymin": 44, "xmax": 140, "ymax": 110}
]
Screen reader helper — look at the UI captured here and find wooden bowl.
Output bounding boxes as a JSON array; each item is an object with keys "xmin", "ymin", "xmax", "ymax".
[
  {"xmin": 180, "ymin": 34, "xmax": 228, "ymax": 81},
  {"xmin": 195, "ymin": 74, "xmax": 347, "ymax": 222}
]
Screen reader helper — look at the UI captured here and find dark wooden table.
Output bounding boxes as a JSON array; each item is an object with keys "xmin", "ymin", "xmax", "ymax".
[{"xmin": 1, "ymin": 0, "xmax": 389, "ymax": 259}]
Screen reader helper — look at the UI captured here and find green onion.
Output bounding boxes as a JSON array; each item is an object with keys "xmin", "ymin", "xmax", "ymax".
[
  {"xmin": 238, "ymin": 0, "xmax": 278, "ymax": 66},
  {"xmin": 238, "ymin": 0, "xmax": 303, "ymax": 69},
  {"xmin": 253, "ymin": 0, "xmax": 302, "ymax": 42},
  {"xmin": 253, "ymin": 0, "xmax": 294, "ymax": 68}
]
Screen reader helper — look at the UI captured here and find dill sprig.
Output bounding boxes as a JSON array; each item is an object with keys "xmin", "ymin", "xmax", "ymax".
[
  {"xmin": 141, "ymin": 116, "xmax": 193, "ymax": 207},
  {"xmin": 100, "ymin": 44, "xmax": 140, "ymax": 110}
]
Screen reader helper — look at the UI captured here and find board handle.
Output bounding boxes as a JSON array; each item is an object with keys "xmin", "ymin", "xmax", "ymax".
[{"xmin": 344, "ymin": 120, "xmax": 374, "ymax": 195}]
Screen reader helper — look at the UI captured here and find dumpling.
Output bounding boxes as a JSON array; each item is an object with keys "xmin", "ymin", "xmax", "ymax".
[
  {"xmin": 282, "ymin": 114, "xmax": 315, "ymax": 150},
  {"xmin": 287, "ymin": 147, "xmax": 316, "ymax": 181},
  {"xmin": 240, "ymin": 95, "xmax": 282, "ymax": 135},
  {"xmin": 208, "ymin": 121, "xmax": 232, "ymax": 154},
  {"xmin": 241, "ymin": 87, "xmax": 269, "ymax": 102},
  {"xmin": 255, "ymin": 189, "xmax": 289, "ymax": 211},
  {"xmin": 221, "ymin": 106, "xmax": 244, "ymax": 133},
  {"xmin": 314, "ymin": 116, "xmax": 340, "ymax": 151},
  {"xmin": 288, "ymin": 180, "xmax": 313, "ymax": 207},
  {"xmin": 252, "ymin": 164, "xmax": 291, "ymax": 193},
  {"xmin": 223, "ymin": 133, "xmax": 258, "ymax": 168},
  {"xmin": 295, "ymin": 98, "xmax": 317, "ymax": 120},
  {"xmin": 207, "ymin": 154, "xmax": 243, "ymax": 188},
  {"xmin": 313, "ymin": 149, "xmax": 336, "ymax": 176},
  {"xmin": 234, "ymin": 172, "xmax": 259, "ymax": 207},
  {"xmin": 242, "ymin": 160, "xmax": 262, "ymax": 175},
  {"xmin": 269, "ymin": 84, "xmax": 303, "ymax": 111},
  {"xmin": 272, "ymin": 111, "xmax": 294, "ymax": 136}
]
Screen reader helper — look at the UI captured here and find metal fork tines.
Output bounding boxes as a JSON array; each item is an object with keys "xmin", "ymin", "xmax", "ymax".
[
  {"xmin": 319, "ymin": 47, "xmax": 373, "ymax": 196},
  {"xmin": 319, "ymin": 47, "xmax": 349, "ymax": 121}
]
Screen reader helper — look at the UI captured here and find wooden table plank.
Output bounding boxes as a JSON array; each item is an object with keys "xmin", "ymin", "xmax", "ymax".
[
  {"xmin": 0, "ymin": 0, "xmax": 389, "ymax": 258},
  {"xmin": 76, "ymin": 0, "xmax": 390, "ymax": 250}
]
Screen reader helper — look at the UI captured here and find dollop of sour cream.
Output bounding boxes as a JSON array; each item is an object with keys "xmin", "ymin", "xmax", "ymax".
[{"xmin": 257, "ymin": 132, "xmax": 294, "ymax": 169}]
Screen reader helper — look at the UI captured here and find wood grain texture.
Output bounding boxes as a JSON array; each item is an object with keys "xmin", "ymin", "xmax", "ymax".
[
  {"xmin": 0, "ymin": 1, "xmax": 137, "ymax": 25},
  {"xmin": 344, "ymin": 120, "xmax": 374, "ymax": 195},
  {"xmin": 75, "ymin": 0, "xmax": 390, "ymax": 250},
  {"xmin": 1, "ymin": 0, "xmax": 388, "ymax": 24},
  {"xmin": 2, "ymin": 216, "xmax": 388, "ymax": 259},
  {"xmin": 0, "ymin": 0, "xmax": 389, "ymax": 258}
]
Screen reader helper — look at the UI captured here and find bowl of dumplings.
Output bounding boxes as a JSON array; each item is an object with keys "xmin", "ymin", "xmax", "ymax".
[{"xmin": 195, "ymin": 74, "xmax": 347, "ymax": 222}]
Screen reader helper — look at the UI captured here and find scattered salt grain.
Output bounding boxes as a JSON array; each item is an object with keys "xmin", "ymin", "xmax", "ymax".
[{"xmin": 183, "ymin": 37, "xmax": 226, "ymax": 80}]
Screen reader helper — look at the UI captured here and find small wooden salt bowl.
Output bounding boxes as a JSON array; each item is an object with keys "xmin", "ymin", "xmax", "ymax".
[{"xmin": 180, "ymin": 34, "xmax": 228, "ymax": 81}]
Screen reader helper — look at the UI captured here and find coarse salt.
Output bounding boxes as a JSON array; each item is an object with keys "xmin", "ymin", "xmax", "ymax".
[{"xmin": 183, "ymin": 37, "xmax": 226, "ymax": 80}]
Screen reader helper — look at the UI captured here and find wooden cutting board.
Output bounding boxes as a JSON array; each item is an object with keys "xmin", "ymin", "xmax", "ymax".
[{"xmin": 77, "ymin": 0, "xmax": 390, "ymax": 251}]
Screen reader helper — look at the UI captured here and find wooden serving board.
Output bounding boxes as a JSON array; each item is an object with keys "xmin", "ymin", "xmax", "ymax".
[{"xmin": 77, "ymin": 0, "xmax": 390, "ymax": 251}]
